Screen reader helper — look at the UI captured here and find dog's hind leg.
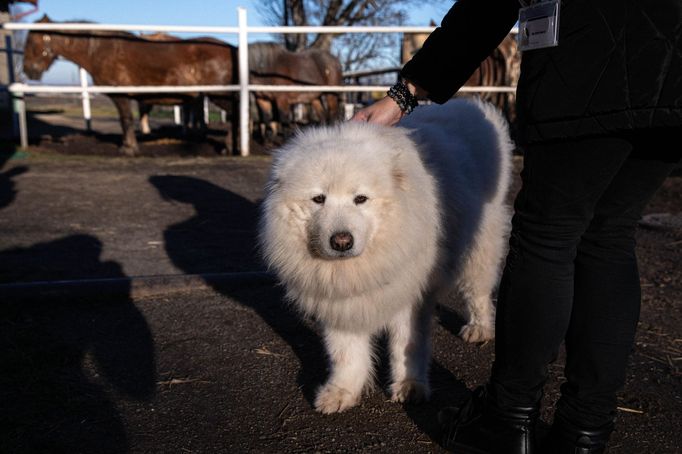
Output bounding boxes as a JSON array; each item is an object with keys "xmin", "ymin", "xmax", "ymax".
[
  {"xmin": 387, "ymin": 304, "xmax": 433, "ymax": 403},
  {"xmin": 315, "ymin": 328, "xmax": 373, "ymax": 414},
  {"xmin": 456, "ymin": 203, "xmax": 510, "ymax": 343}
]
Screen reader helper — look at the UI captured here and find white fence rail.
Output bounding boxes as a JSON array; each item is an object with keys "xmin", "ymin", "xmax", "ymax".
[{"xmin": 2, "ymin": 8, "xmax": 517, "ymax": 155}]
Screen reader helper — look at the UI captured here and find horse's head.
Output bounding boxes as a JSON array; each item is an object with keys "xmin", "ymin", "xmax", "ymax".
[{"xmin": 23, "ymin": 15, "xmax": 58, "ymax": 80}]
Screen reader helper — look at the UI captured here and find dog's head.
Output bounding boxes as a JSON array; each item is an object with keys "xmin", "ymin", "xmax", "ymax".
[{"xmin": 263, "ymin": 123, "xmax": 415, "ymax": 260}]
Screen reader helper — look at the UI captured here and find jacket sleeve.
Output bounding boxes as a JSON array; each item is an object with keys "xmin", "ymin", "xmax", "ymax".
[{"xmin": 401, "ymin": 0, "xmax": 520, "ymax": 104}]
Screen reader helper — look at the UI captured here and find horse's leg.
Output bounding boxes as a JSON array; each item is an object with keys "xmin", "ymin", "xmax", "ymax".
[
  {"xmin": 250, "ymin": 97, "xmax": 263, "ymax": 141},
  {"xmin": 268, "ymin": 100, "xmax": 279, "ymax": 139},
  {"xmin": 138, "ymin": 101, "xmax": 152, "ymax": 135},
  {"xmin": 311, "ymin": 98, "xmax": 326, "ymax": 125},
  {"xmin": 195, "ymin": 97, "xmax": 207, "ymax": 132},
  {"xmin": 111, "ymin": 95, "xmax": 138, "ymax": 156},
  {"xmin": 275, "ymin": 96, "xmax": 291, "ymax": 137},
  {"xmin": 325, "ymin": 93, "xmax": 340, "ymax": 124},
  {"xmin": 256, "ymin": 97, "xmax": 275, "ymax": 142},
  {"xmin": 180, "ymin": 102, "xmax": 192, "ymax": 135},
  {"xmin": 216, "ymin": 96, "xmax": 236, "ymax": 155}
]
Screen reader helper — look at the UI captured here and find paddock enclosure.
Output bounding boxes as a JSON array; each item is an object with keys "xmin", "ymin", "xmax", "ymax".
[{"xmin": 4, "ymin": 8, "xmax": 518, "ymax": 156}]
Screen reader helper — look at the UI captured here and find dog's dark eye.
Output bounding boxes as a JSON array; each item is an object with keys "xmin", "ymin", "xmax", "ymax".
[
  {"xmin": 312, "ymin": 194, "xmax": 326, "ymax": 204},
  {"xmin": 354, "ymin": 195, "xmax": 368, "ymax": 205}
]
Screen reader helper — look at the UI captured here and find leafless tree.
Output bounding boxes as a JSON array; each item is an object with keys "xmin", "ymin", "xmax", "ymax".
[{"xmin": 255, "ymin": 0, "xmax": 447, "ymax": 72}]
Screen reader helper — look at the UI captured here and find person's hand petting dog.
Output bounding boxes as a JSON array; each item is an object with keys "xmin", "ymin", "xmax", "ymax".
[
  {"xmin": 351, "ymin": 80, "xmax": 426, "ymax": 126},
  {"xmin": 350, "ymin": 96, "xmax": 404, "ymax": 126}
]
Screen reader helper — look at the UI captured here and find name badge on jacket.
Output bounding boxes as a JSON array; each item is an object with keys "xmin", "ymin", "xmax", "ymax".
[{"xmin": 518, "ymin": 0, "xmax": 560, "ymax": 51}]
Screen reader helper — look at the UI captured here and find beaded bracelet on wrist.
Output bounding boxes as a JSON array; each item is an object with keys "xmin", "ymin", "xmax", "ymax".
[{"xmin": 387, "ymin": 80, "xmax": 419, "ymax": 115}]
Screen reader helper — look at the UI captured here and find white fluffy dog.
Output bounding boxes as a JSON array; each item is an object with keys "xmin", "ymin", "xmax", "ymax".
[{"xmin": 259, "ymin": 98, "xmax": 513, "ymax": 414}]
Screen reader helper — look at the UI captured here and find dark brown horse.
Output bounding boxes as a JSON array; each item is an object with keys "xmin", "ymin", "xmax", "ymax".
[
  {"xmin": 401, "ymin": 30, "xmax": 519, "ymax": 122},
  {"xmin": 249, "ymin": 42, "xmax": 342, "ymax": 139},
  {"xmin": 23, "ymin": 15, "xmax": 239, "ymax": 155},
  {"xmin": 462, "ymin": 34, "xmax": 519, "ymax": 122}
]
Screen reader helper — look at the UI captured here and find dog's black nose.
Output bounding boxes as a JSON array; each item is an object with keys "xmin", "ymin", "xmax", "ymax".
[{"xmin": 330, "ymin": 231, "xmax": 354, "ymax": 252}]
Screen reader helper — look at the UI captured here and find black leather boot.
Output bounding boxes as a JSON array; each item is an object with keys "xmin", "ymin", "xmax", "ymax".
[
  {"xmin": 542, "ymin": 412, "xmax": 614, "ymax": 454},
  {"xmin": 439, "ymin": 385, "xmax": 541, "ymax": 454}
]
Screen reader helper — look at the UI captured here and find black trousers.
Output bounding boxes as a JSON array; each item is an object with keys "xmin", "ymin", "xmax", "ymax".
[{"xmin": 489, "ymin": 129, "xmax": 680, "ymax": 428}]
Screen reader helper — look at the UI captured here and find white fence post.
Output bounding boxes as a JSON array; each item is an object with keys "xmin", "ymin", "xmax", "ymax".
[
  {"xmin": 4, "ymin": 35, "xmax": 27, "ymax": 149},
  {"xmin": 237, "ymin": 7, "xmax": 249, "ymax": 156},
  {"xmin": 344, "ymin": 103, "xmax": 355, "ymax": 121},
  {"xmin": 12, "ymin": 91, "xmax": 28, "ymax": 149},
  {"xmin": 173, "ymin": 106, "xmax": 182, "ymax": 125},
  {"xmin": 203, "ymin": 95, "xmax": 209, "ymax": 124},
  {"xmin": 79, "ymin": 67, "xmax": 92, "ymax": 132}
]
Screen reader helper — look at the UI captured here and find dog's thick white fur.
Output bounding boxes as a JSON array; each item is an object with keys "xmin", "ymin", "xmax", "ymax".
[{"xmin": 259, "ymin": 98, "xmax": 513, "ymax": 414}]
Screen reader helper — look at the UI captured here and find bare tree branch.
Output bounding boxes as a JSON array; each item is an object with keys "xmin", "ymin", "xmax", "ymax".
[{"xmin": 255, "ymin": 0, "xmax": 451, "ymax": 71}]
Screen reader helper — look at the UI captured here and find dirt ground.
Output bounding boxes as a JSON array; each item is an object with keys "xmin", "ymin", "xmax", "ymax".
[{"xmin": 0, "ymin": 107, "xmax": 680, "ymax": 453}]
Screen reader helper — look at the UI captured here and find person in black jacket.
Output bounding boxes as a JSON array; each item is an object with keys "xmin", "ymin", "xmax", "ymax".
[{"xmin": 353, "ymin": 1, "xmax": 682, "ymax": 453}]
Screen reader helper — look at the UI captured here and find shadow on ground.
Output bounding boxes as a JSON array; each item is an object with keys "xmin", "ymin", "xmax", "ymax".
[
  {"xmin": 150, "ymin": 175, "xmax": 329, "ymax": 405},
  {"xmin": 25, "ymin": 112, "xmax": 241, "ymax": 157},
  {"xmin": 0, "ymin": 235, "xmax": 156, "ymax": 453},
  {"xmin": 149, "ymin": 173, "xmax": 477, "ymax": 446}
]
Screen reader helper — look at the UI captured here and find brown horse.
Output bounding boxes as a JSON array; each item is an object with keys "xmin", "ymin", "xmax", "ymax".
[
  {"xmin": 249, "ymin": 42, "xmax": 342, "ymax": 139},
  {"xmin": 23, "ymin": 15, "xmax": 239, "ymax": 155},
  {"xmin": 137, "ymin": 32, "xmax": 207, "ymax": 136}
]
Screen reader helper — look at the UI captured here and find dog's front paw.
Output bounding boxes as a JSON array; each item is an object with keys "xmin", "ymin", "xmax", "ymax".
[
  {"xmin": 314, "ymin": 383, "xmax": 360, "ymax": 414},
  {"xmin": 390, "ymin": 379, "xmax": 430, "ymax": 404},
  {"xmin": 459, "ymin": 322, "xmax": 494, "ymax": 343}
]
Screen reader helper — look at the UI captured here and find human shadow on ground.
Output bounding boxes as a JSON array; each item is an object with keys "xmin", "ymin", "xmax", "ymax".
[
  {"xmin": 0, "ymin": 234, "xmax": 156, "ymax": 454},
  {"xmin": 149, "ymin": 175, "xmax": 328, "ymax": 404}
]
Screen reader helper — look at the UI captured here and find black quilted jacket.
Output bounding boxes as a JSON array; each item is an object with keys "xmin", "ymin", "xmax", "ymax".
[{"xmin": 401, "ymin": 0, "xmax": 682, "ymax": 144}]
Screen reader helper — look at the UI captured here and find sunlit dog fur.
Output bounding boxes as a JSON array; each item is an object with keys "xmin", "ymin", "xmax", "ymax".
[{"xmin": 259, "ymin": 98, "xmax": 513, "ymax": 414}]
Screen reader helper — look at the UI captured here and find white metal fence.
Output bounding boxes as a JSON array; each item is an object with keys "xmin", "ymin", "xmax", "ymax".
[{"xmin": 2, "ymin": 7, "xmax": 517, "ymax": 156}]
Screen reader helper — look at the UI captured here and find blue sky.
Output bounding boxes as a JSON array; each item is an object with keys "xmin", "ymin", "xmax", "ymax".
[{"xmin": 11, "ymin": 0, "xmax": 452, "ymax": 84}]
